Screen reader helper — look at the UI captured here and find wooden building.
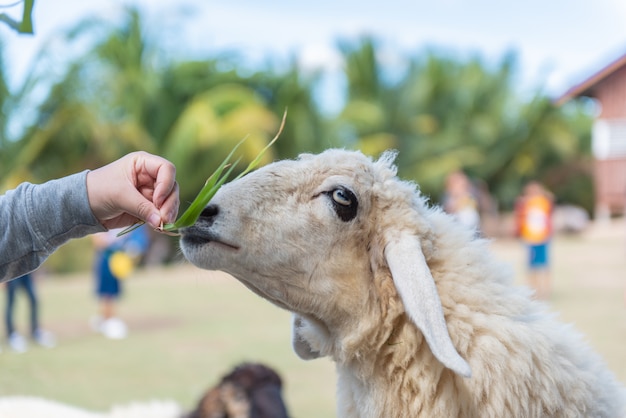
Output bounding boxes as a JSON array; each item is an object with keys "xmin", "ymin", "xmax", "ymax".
[{"xmin": 557, "ymin": 53, "xmax": 626, "ymax": 218}]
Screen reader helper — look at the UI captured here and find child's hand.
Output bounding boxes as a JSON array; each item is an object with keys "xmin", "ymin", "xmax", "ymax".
[{"xmin": 86, "ymin": 152, "xmax": 180, "ymax": 230}]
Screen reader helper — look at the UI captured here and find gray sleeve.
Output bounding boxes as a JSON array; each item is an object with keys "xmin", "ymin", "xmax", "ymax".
[{"xmin": 0, "ymin": 170, "xmax": 106, "ymax": 282}]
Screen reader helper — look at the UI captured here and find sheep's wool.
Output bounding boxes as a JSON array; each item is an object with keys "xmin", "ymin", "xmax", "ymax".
[
  {"xmin": 181, "ymin": 149, "xmax": 626, "ymax": 418},
  {"xmin": 0, "ymin": 397, "xmax": 182, "ymax": 418}
]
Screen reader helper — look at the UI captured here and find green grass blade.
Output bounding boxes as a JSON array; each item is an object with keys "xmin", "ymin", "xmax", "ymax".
[
  {"xmin": 116, "ymin": 221, "xmax": 146, "ymax": 237},
  {"xmin": 234, "ymin": 109, "xmax": 287, "ymax": 181},
  {"xmin": 204, "ymin": 135, "xmax": 249, "ymax": 189},
  {"xmin": 169, "ymin": 157, "xmax": 242, "ymax": 230},
  {"xmin": 168, "ymin": 168, "xmax": 225, "ymax": 229},
  {"xmin": 163, "ymin": 135, "xmax": 250, "ymax": 231}
]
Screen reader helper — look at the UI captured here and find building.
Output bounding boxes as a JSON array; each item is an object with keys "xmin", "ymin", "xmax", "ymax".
[{"xmin": 557, "ymin": 53, "xmax": 626, "ymax": 218}]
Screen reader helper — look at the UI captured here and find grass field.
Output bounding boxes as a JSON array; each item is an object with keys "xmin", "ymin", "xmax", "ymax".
[{"xmin": 1, "ymin": 219, "xmax": 625, "ymax": 417}]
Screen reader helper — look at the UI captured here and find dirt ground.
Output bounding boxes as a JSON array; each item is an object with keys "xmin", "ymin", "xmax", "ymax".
[{"xmin": 490, "ymin": 218, "xmax": 626, "ymax": 384}]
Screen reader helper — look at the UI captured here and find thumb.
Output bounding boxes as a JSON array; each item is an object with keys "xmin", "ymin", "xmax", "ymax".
[{"xmin": 124, "ymin": 189, "xmax": 162, "ymax": 228}]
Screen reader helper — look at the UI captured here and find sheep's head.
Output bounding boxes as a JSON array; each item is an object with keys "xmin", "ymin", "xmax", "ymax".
[{"xmin": 180, "ymin": 149, "xmax": 471, "ymax": 377}]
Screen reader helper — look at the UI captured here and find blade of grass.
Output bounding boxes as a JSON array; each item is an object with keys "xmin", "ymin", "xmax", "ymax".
[
  {"xmin": 168, "ymin": 156, "xmax": 242, "ymax": 230},
  {"xmin": 164, "ymin": 137, "xmax": 248, "ymax": 230},
  {"xmin": 115, "ymin": 221, "xmax": 145, "ymax": 237},
  {"xmin": 233, "ymin": 109, "xmax": 287, "ymax": 182}
]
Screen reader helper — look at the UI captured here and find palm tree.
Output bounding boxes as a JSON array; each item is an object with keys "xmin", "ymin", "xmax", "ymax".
[
  {"xmin": 1, "ymin": 7, "xmax": 160, "ymax": 185},
  {"xmin": 391, "ymin": 51, "xmax": 518, "ymax": 192},
  {"xmin": 0, "ymin": 36, "xmax": 53, "ymax": 187},
  {"xmin": 335, "ymin": 38, "xmax": 593, "ymax": 210},
  {"xmin": 244, "ymin": 59, "xmax": 332, "ymax": 157},
  {"xmin": 335, "ymin": 36, "xmax": 400, "ymax": 155}
]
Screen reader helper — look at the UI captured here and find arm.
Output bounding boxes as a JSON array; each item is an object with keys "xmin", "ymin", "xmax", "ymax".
[
  {"xmin": 1, "ymin": 171, "xmax": 104, "ymax": 281},
  {"xmin": 1, "ymin": 152, "xmax": 179, "ymax": 282}
]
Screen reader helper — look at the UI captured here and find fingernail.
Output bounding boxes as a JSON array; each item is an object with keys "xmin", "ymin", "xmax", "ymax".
[{"xmin": 148, "ymin": 214, "xmax": 161, "ymax": 228}]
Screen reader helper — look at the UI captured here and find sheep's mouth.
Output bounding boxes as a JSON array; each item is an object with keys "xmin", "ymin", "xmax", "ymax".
[{"xmin": 181, "ymin": 228, "xmax": 240, "ymax": 251}]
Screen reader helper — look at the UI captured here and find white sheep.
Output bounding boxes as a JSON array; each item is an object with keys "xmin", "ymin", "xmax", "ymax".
[{"xmin": 180, "ymin": 149, "xmax": 626, "ymax": 418}]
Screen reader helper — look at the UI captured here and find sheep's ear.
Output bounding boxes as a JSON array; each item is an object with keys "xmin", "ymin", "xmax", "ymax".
[
  {"xmin": 291, "ymin": 314, "xmax": 322, "ymax": 360},
  {"xmin": 385, "ymin": 235, "xmax": 472, "ymax": 378}
]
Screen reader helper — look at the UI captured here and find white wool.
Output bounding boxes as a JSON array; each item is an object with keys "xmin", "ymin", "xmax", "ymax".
[{"xmin": 0, "ymin": 397, "xmax": 182, "ymax": 418}]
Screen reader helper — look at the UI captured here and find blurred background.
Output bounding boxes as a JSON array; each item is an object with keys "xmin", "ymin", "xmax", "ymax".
[
  {"xmin": 1, "ymin": 1, "xmax": 625, "ymax": 416},
  {"xmin": 2, "ymin": 1, "xmax": 626, "ymax": 260}
]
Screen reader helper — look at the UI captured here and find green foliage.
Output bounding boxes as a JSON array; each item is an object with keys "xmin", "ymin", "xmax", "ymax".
[
  {"xmin": 0, "ymin": 8, "xmax": 596, "ymax": 271},
  {"xmin": 334, "ymin": 39, "xmax": 593, "ymax": 210},
  {"xmin": 0, "ymin": 40, "xmax": 10, "ymax": 145},
  {"xmin": 0, "ymin": 0, "xmax": 34, "ymax": 34}
]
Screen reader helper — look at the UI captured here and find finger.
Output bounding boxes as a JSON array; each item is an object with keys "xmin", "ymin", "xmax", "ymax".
[
  {"xmin": 159, "ymin": 181, "xmax": 180, "ymax": 224},
  {"xmin": 134, "ymin": 153, "xmax": 177, "ymax": 209},
  {"xmin": 121, "ymin": 186, "xmax": 162, "ymax": 228},
  {"xmin": 153, "ymin": 171, "xmax": 177, "ymax": 210}
]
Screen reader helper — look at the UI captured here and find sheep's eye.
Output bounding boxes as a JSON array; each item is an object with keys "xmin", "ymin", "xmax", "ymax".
[
  {"xmin": 332, "ymin": 188, "xmax": 352, "ymax": 206},
  {"xmin": 327, "ymin": 187, "xmax": 358, "ymax": 222}
]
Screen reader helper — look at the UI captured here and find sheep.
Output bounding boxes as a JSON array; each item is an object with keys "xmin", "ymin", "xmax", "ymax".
[{"xmin": 180, "ymin": 149, "xmax": 626, "ymax": 418}]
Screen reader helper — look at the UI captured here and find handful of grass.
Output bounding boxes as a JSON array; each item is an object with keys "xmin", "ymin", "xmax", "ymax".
[{"xmin": 118, "ymin": 110, "xmax": 286, "ymax": 237}]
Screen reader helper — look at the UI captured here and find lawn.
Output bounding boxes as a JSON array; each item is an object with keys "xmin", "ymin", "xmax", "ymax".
[
  {"xmin": 0, "ymin": 263, "xmax": 337, "ymax": 417},
  {"xmin": 1, "ymin": 219, "xmax": 625, "ymax": 417}
]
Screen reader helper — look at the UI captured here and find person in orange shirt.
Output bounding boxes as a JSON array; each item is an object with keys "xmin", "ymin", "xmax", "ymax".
[{"xmin": 515, "ymin": 181, "xmax": 554, "ymax": 300}]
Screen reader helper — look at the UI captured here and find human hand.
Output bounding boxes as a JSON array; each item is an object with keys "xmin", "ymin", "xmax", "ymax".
[{"xmin": 86, "ymin": 152, "xmax": 179, "ymax": 230}]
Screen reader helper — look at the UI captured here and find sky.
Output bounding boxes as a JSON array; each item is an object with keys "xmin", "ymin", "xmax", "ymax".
[{"xmin": 2, "ymin": 0, "xmax": 626, "ymax": 112}]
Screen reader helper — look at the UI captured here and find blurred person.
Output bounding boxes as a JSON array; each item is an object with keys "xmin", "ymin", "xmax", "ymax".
[
  {"xmin": 443, "ymin": 170, "xmax": 481, "ymax": 232},
  {"xmin": 4, "ymin": 272, "xmax": 55, "ymax": 353},
  {"xmin": 90, "ymin": 226, "xmax": 149, "ymax": 340},
  {"xmin": 1, "ymin": 152, "xmax": 179, "ymax": 282},
  {"xmin": 515, "ymin": 181, "xmax": 555, "ymax": 300}
]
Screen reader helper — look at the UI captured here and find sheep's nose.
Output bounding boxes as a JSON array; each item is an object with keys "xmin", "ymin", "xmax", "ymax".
[{"xmin": 197, "ymin": 204, "xmax": 219, "ymax": 224}]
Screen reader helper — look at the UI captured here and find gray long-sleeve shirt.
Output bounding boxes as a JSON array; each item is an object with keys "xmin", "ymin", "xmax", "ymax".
[{"xmin": 1, "ymin": 171, "xmax": 105, "ymax": 282}]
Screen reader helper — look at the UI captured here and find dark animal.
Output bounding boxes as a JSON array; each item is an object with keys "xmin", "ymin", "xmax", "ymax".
[{"xmin": 183, "ymin": 363, "xmax": 290, "ymax": 418}]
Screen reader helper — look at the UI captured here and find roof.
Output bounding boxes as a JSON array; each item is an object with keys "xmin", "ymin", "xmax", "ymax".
[{"xmin": 555, "ymin": 52, "xmax": 626, "ymax": 106}]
